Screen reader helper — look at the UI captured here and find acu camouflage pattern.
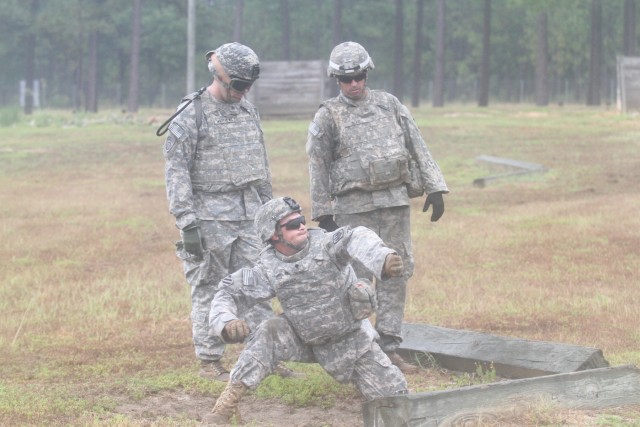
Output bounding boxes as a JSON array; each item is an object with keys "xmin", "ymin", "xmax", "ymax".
[
  {"xmin": 163, "ymin": 86, "xmax": 273, "ymax": 363},
  {"xmin": 164, "ymin": 89, "xmax": 272, "ymax": 228},
  {"xmin": 306, "ymin": 89, "xmax": 448, "ymax": 219},
  {"xmin": 175, "ymin": 205, "xmax": 274, "ymax": 362},
  {"xmin": 209, "ymin": 227, "xmax": 407, "ymax": 399},
  {"xmin": 306, "ymin": 87, "xmax": 448, "ymax": 353},
  {"xmin": 327, "ymin": 41, "xmax": 375, "ymax": 77},
  {"xmin": 335, "ymin": 206, "xmax": 413, "ymax": 352},
  {"xmin": 207, "ymin": 42, "xmax": 260, "ymax": 81}
]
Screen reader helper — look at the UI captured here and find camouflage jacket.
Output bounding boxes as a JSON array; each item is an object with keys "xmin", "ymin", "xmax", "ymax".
[
  {"xmin": 163, "ymin": 90, "xmax": 272, "ymax": 229},
  {"xmin": 210, "ymin": 226, "xmax": 395, "ymax": 378},
  {"xmin": 306, "ymin": 89, "xmax": 448, "ymax": 220}
]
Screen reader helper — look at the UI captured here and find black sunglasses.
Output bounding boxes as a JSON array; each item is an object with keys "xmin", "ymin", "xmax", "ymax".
[
  {"xmin": 338, "ymin": 73, "xmax": 367, "ymax": 84},
  {"xmin": 218, "ymin": 76, "xmax": 253, "ymax": 92},
  {"xmin": 279, "ymin": 215, "xmax": 306, "ymax": 230}
]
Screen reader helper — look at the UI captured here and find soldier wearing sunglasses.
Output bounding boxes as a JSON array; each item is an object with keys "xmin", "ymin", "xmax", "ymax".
[
  {"xmin": 163, "ymin": 43, "xmax": 295, "ymax": 382},
  {"xmin": 306, "ymin": 41, "xmax": 449, "ymax": 374},
  {"xmin": 203, "ymin": 196, "xmax": 408, "ymax": 424}
]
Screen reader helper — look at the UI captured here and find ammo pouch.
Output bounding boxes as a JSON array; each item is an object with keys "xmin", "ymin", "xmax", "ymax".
[
  {"xmin": 369, "ymin": 157, "xmax": 406, "ymax": 187},
  {"xmin": 406, "ymin": 159, "xmax": 425, "ymax": 198},
  {"xmin": 348, "ymin": 279, "xmax": 377, "ymax": 320}
]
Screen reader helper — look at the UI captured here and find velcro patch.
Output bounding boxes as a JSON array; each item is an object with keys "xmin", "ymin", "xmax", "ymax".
[
  {"xmin": 169, "ymin": 122, "xmax": 186, "ymax": 141},
  {"xmin": 332, "ymin": 228, "xmax": 344, "ymax": 244},
  {"xmin": 242, "ymin": 269, "xmax": 254, "ymax": 287},
  {"xmin": 308, "ymin": 121, "xmax": 320, "ymax": 137}
]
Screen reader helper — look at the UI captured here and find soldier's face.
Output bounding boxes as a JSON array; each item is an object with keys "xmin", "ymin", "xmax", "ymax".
[
  {"xmin": 338, "ymin": 73, "xmax": 367, "ymax": 100},
  {"xmin": 275, "ymin": 212, "xmax": 308, "ymax": 248}
]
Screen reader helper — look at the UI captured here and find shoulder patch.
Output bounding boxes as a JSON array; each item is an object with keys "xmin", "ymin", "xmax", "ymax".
[
  {"xmin": 332, "ymin": 228, "xmax": 345, "ymax": 244},
  {"xmin": 163, "ymin": 137, "xmax": 175, "ymax": 153},
  {"xmin": 169, "ymin": 122, "xmax": 187, "ymax": 141},
  {"xmin": 220, "ymin": 275, "xmax": 233, "ymax": 289},
  {"xmin": 308, "ymin": 121, "xmax": 320, "ymax": 137}
]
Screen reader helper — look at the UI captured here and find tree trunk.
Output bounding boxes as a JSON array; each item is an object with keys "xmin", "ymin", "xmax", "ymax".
[
  {"xmin": 127, "ymin": 0, "xmax": 142, "ymax": 113},
  {"xmin": 281, "ymin": 0, "xmax": 291, "ymax": 60},
  {"xmin": 432, "ymin": 0, "xmax": 446, "ymax": 107},
  {"xmin": 234, "ymin": 0, "xmax": 244, "ymax": 42},
  {"xmin": 330, "ymin": 0, "xmax": 343, "ymax": 97},
  {"xmin": 535, "ymin": 11, "xmax": 549, "ymax": 106},
  {"xmin": 186, "ymin": 0, "xmax": 195, "ymax": 94},
  {"xmin": 23, "ymin": 0, "xmax": 39, "ymax": 115},
  {"xmin": 587, "ymin": 0, "xmax": 602, "ymax": 106},
  {"xmin": 411, "ymin": 0, "xmax": 425, "ymax": 107},
  {"xmin": 332, "ymin": 0, "xmax": 342, "ymax": 47},
  {"xmin": 623, "ymin": 0, "xmax": 636, "ymax": 55},
  {"xmin": 86, "ymin": 30, "xmax": 99, "ymax": 112},
  {"xmin": 478, "ymin": 0, "xmax": 491, "ymax": 107},
  {"xmin": 393, "ymin": 0, "xmax": 404, "ymax": 101}
]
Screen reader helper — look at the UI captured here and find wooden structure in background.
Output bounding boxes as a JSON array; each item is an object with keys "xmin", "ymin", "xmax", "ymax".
[{"xmin": 247, "ymin": 60, "xmax": 331, "ymax": 118}]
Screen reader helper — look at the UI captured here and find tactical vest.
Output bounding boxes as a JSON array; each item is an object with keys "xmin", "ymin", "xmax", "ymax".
[
  {"xmin": 190, "ymin": 98, "xmax": 268, "ymax": 192},
  {"xmin": 262, "ymin": 231, "xmax": 360, "ymax": 345},
  {"xmin": 322, "ymin": 91, "xmax": 411, "ymax": 195}
]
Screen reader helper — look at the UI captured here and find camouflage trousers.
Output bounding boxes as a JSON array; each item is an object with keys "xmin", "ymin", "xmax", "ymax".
[
  {"xmin": 177, "ymin": 219, "xmax": 273, "ymax": 362},
  {"xmin": 335, "ymin": 205, "xmax": 414, "ymax": 353},
  {"xmin": 230, "ymin": 317, "xmax": 407, "ymax": 401}
]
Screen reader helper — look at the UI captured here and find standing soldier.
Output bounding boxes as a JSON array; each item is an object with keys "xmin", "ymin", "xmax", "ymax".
[
  {"xmin": 163, "ymin": 42, "xmax": 277, "ymax": 381},
  {"xmin": 203, "ymin": 196, "xmax": 408, "ymax": 424},
  {"xmin": 306, "ymin": 41, "xmax": 449, "ymax": 373}
]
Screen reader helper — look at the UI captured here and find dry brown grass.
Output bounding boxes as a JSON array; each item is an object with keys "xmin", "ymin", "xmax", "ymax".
[{"xmin": 1, "ymin": 105, "xmax": 638, "ymax": 426}]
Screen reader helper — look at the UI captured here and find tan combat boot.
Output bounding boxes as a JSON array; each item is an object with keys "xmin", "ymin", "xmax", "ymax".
[
  {"xmin": 199, "ymin": 360, "xmax": 230, "ymax": 382},
  {"xmin": 386, "ymin": 351, "xmax": 419, "ymax": 374},
  {"xmin": 202, "ymin": 381, "xmax": 248, "ymax": 425}
]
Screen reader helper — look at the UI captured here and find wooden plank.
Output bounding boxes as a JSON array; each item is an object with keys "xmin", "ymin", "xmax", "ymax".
[
  {"xmin": 398, "ymin": 323, "xmax": 609, "ymax": 379},
  {"xmin": 473, "ymin": 155, "xmax": 546, "ymax": 187},
  {"xmin": 363, "ymin": 365, "xmax": 640, "ymax": 427}
]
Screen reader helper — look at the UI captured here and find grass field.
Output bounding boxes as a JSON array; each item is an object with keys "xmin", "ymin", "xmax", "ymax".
[{"xmin": 1, "ymin": 105, "xmax": 639, "ymax": 426}]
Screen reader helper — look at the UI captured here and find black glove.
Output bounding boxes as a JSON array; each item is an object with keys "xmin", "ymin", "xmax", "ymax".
[
  {"xmin": 422, "ymin": 192, "xmax": 445, "ymax": 222},
  {"xmin": 182, "ymin": 222, "xmax": 204, "ymax": 258},
  {"xmin": 317, "ymin": 215, "xmax": 339, "ymax": 232},
  {"xmin": 222, "ymin": 319, "xmax": 250, "ymax": 343}
]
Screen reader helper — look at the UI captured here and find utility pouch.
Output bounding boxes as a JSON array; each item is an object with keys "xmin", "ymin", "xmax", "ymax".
[
  {"xmin": 348, "ymin": 279, "xmax": 377, "ymax": 320},
  {"xmin": 369, "ymin": 158, "xmax": 402, "ymax": 186},
  {"xmin": 406, "ymin": 159, "xmax": 425, "ymax": 198}
]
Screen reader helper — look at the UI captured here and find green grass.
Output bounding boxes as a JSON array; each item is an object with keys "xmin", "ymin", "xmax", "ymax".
[{"xmin": 1, "ymin": 105, "xmax": 639, "ymax": 426}]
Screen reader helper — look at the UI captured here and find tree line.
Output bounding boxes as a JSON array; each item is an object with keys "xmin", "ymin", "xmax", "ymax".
[{"xmin": 2, "ymin": 0, "xmax": 637, "ymax": 114}]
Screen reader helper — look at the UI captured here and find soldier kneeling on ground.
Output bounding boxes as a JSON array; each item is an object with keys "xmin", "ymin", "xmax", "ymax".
[{"xmin": 202, "ymin": 196, "xmax": 409, "ymax": 424}]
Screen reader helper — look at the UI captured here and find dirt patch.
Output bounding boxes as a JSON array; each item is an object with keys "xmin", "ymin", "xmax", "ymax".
[{"xmin": 116, "ymin": 389, "xmax": 363, "ymax": 426}]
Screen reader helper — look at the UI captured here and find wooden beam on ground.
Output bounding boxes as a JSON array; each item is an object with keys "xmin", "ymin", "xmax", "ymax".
[
  {"xmin": 363, "ymin": 365, "xmax": 640, "ymax": 427},
  {"xmin": 473, "ymin": 154, "xmax": 546, "ymax": 187},
  {"xmin": 397, "ymin": 323, "xmax": 609, "ymax": 379}
]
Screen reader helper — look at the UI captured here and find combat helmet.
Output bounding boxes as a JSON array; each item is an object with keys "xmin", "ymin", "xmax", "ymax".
[
  {"xmin": 327, "ymin": 41, "xmax": 375, "ymax": 77},
  {"xmin": 255, "ymin": 197, "xmax": 302, "ymax": 243},
  {"xmin": 205, "ymin": 42, "xmax": 260, "ymax": 82}
]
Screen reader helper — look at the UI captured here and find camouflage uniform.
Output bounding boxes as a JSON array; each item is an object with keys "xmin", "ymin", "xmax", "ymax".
[
  {"xmin": 164, "ymin": 49, "xmax": 273, "ymax": 364},
  {"xmin": 306, "ymin": 43, "xmax": 448, "ymax": 354},
  {"xmin": 210, "ymin": 227, "xmax": 408, "ymax": 400}
]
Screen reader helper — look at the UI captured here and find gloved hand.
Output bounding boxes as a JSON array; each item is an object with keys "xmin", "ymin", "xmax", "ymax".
[
  {"xmin": 317, "ymin": 215, "xmax": 339, "ymax": 232},
  {"xmin": 222, "ymin": 319, "xmax": 250, "ymax": 343},
  {"xmin": 383, "ymin": 253, "xmax": 404, "ymax": 278},
  {"xmin": 422, "ymin": 191, "xmax": 445, "ymax": 222},
  {"xmin": 182, "ymin": 221, "xmax": 204, "ymax": 258}
]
